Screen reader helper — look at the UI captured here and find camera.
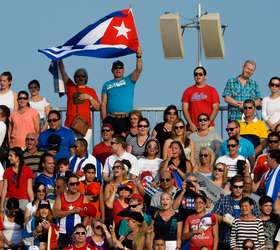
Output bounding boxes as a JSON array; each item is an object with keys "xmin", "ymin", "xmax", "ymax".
[{"xmin": 236, "ymin": 160, "xmax": 246, "ymax": 176}]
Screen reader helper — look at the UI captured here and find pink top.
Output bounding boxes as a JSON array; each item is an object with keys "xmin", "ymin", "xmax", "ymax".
[{"xmin": 10, "ymin": 108, "xmax": 39, "ymax": 148}]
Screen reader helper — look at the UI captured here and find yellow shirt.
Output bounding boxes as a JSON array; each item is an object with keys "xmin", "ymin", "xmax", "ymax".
[{"xmin": 239, "ymin": 118, "xmax": 268, "ymax": 139}]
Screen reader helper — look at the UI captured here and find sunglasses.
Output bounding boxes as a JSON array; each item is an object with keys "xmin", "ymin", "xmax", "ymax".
[
  {"xmin": 268, "ymin": 139, "xmax": 278, "ymax": 144},
  {"xmin": 129, "ymin": 203, "xmax": 141, "ymax": 208},
  {"xmin": 138, "ymin": 124, "xmax": 149, "ymax": 128},
  {"xmin": 37, "ymin": 189, "xmax": 46, "ymax": 193},
  {"xmin": 269, "ymin": 83, "xmax": 280, "ymax": 88},
  {"xmin": 95, "ymin": 225, "xmax": 102, "ymax": 230},
  {"xmin": 69, "ymin": 181, "xmax": 80, "ymax": 186},
  {"xmin": 47, "ymin": 118, "xmax": 59, "ymax": 123},
  {"xmin": 232, "ymin": 184, "xmax": 244, "ymax": 189},
  {"xmin": 18, "ymin": 96, "xmax": 28, "ymax": 100},
  {"xmin": 102, "ymin": 129, "xmax": 111, "ymax": 132},
  {"xmin": 226, "ymin": 127, "xmax": 237, "ymax": 132},
  {"xmin": 198, "ymin": 118, "xmax": 208, "ymax": 122},
  {"xmin": 75, "ymin": 231, "xmax": 86, "ymax": 235},
  {"xmin": 227, "ymin": 144, "xmax": 237, "ymax": 148},
  {"xmin": 194, "ymin": 72, "xmax": 204, "ymax": 77},
  {"xmin": 175, "ymin": 125, "xmax": 184, "ymax": 130},
  {"xmin": 243, "ymin": 106, "xmax": 254, "ymax": 110},
  {"xmin": 147, "ymin": 145, "xmax": 158, "ymax": 150},
  {"xmin": 26, "ymin": 138, "xmax": 35, "ymax": 141},
  {"xmin": 199, "ymin": 154, "xmax": 208, "ymax": 158},
  {"xmin": 160, "ymin": 178, "xmax": 171, "ymax": 183},
  {"xmin": 112, "ymin": 165, "xmax": 123, "ymax": 170},
  {"xmin": 214, "ymin": 167, "xmax": 224, "ymax": 172},
  {"xmin": 167, "ymin": 111, "xmax": 177, "ymax": 115}
]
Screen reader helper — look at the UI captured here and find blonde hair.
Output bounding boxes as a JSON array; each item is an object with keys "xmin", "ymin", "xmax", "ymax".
[
  {"xmin": 213, "ymin": 162, "xmax": 228, "ymax": 185},
  {"xmin": 199, "ymin": 146, "xmax": 215, "ymax": 167}
]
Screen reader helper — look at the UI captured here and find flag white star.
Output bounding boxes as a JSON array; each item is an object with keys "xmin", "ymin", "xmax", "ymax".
[
  {"xmin": 68, "ymin": 205, "xmax": 74, "ymax": 210},
  {"xmin": 113, "ymin": 21, "xmax": 131, "ymax": 39}
]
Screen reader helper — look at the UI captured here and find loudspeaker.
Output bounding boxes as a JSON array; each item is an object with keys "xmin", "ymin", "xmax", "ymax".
[
  {"xmin": 200, "ymin": 13, "xmax": 225, "ymax": 59},
  {"xmin": 160, "ymin": 13, "xmax": 185, "ymax": 59}
]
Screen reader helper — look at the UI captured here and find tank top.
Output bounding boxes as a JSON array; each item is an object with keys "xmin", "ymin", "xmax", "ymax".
[
  {"xmin": 2, "ymin": 215, "xmax": 22, "ymax": 246},
  {"xmin": 0, "ymin": 90, "xmax": 14, "ymax": 111},
  {"xmin": 59, "ymin": 192, "xmax": 84, "ymax": 235}
]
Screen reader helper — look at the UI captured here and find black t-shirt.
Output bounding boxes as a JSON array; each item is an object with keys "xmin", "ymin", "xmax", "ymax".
[
  {"xmin": 153, "ymin": 211, "xmax": 183, "ymax": 241},
  {"xmin": 154, "ymin": 122, "xmax": 172, "ymax": 156}
]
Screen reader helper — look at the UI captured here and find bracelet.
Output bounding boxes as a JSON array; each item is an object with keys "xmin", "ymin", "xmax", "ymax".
[{"xmin": 136, "ymin": 55, "xmax": 142, "ymax": 59}]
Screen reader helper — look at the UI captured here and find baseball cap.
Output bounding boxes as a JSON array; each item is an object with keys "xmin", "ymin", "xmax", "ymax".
[
  {"xmin": 102, "ymin": 123, "xmax": 114, "ymax": 131},
  {"xmin": 38, "ymin": 200, "xmax": 51, "ymax": 210},
  {"xmin": 129, "ymin": 193, "xmax": 144, "ymax": 203},
  {"xmin": 112, "ymin": 60, "xmax": 124, "ymax": 69}
]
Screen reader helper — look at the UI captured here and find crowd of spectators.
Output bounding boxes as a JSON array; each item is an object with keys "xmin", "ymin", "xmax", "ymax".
[{"xmin": 0, "ymin": 53, "xmax": 280, "ymax": 250}]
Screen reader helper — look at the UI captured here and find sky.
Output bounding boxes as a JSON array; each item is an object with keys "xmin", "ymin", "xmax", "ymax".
[{"xmin": 1, "ymin": 0, "xmax": 280, "ymax": 140}]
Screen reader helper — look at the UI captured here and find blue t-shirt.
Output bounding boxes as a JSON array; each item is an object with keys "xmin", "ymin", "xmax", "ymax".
[
  {"xmin": 38, "ymin": 127, "xmax": 75, "ymax": 160},
  {"xmin": 35, "ymin": 173, "xmax": 56, "ymax": 202},
  {"xmin": 219, "ymin": 137, "xmax": 255, "ymax": 158},
  {"xmin": 233, "ymin": 199, "xmax": 241, "ymax": 218},
  {"xmin": 102, "ymin": 75, "xmax": 136, "ymax": 113}
]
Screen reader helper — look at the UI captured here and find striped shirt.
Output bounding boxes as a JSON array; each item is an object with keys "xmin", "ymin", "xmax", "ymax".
[{"xmin": 230, "ymin": 218, "xmax": 265, "ymax": 249}]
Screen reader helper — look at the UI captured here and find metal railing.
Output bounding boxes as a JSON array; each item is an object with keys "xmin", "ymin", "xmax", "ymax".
[{"xmin": 57, "ymin": 105, "xmax": 228, "ymax": 150}]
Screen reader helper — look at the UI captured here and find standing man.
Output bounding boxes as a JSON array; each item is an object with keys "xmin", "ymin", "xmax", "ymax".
[
  {"xmin": 182, "ymin": 66, "xmax": 220, "ymax": 132},
  {"xmin": 101, "ymin": 47, "xmax": 142, "ymax": 135},
  {"xmin": 58, "ymin": 61, "xmax": 100, "ymax": 145},
  {"xmin": 223, "ymin": 60, "xmax": 261, "ymax": 121},
  {"xmin": 38, "ymin": 110, "xmax": 75, "ymax": 160}
]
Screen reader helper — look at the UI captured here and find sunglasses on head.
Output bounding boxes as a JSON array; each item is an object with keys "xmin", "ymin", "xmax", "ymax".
[{"xmin": 194, "ymin": 72, "xmax": 204, "ymax": 77}]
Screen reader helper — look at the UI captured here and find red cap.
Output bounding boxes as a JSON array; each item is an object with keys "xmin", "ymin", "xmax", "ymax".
[
  {"xmin": 102, "ymin": 123, "xmax": 114, "ymax": 131},
  {"xmin": 129, "ymin": 193, "xmax": 144, "ymax": 203},
  {"xmin": 80, "ymin": 203, "xmax": 97, "ymax": 217}
]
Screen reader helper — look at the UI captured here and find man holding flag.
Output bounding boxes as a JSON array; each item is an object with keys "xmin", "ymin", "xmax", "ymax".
[{"xmin": 101, "ymin": 46, "xmax": 142, "ymax": 135}]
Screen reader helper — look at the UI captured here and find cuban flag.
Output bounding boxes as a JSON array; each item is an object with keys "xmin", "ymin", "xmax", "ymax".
[{"xmin": 39, "ymin": 8, "xmax": 139, "ymax": 60}]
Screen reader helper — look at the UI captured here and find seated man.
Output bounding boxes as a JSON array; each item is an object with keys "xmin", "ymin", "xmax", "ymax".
[{"xmin": 239, "ymin": 99, "xmax": 268, "ymax": 154}]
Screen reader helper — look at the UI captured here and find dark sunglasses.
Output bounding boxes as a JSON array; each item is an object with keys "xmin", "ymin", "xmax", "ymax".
[
  {"xmin": 227, "ymin": 144, "xmax": 237, "ymax": 148},
  {"xmin": 160, "ymin": 178, "xmax": 171, "ymax": 183},
  {"xmin": 129, "ymin": 203, "xmax": 141, "ymax": 208},
  {"xmin": 268, "ymin": 139, "xmax": 278, "ymax": 144},
  {"xmin": 194, "ymin": 72, "xmax": 204, "ymax": 77},
  {"xmin": 243, "ymin": 106, "xmax": 254, "ymax": 110},
  {"xmin": 26, "ymin": 138, "xmax": 35, "ymax": 141},
  {"xmin": 75, "ymin": 231, "xmax": 86, "ymax": 235},
  {"xmin": 269, "ymin": 83, "xmax": 280, "ymax": 87},
  {"xmin": 102, "ymin": 129, "xmax": 111, "ymax": 132},
  {"xmin": 214, "ymin": 167, "xmax": 224, "ymax": 172},
  {"xmin": 138, "ymin": 124, "xmax": 149, "ymax": 128},
  {"xmin": 47, "ymin": 118, "xmax": 59, "ymax": 123},
  {"xmin": 198, "ymin": 118, "xmax": 208, "ymax": 122},
  {"xmin": 226, "ymin": 127, "xmax": 237, "ymax": 132},
  {"xmin": 232, "ymin": 184, "xmax": 244, "ymax": 189},
  {"xmin": 175, "ymin": 125, "xmax": 184, "ymax": 130},
  {"xmin": 199, "ymin": 154, "xmax": 208, "ymax": 158},
  {"xmin": 112, "ymin": 165, "xmax": 123, "ymax": 170},
  {"xmin": 95, "ymin": 225, "xmax": 102, "ymax": 230},
  {"xmin": 18, "ymin": 96, "xmax": 28, "ymax": 100},
  {"xmin": 69, "ymin": 181, "xmax": 80, "ymax": 186}
]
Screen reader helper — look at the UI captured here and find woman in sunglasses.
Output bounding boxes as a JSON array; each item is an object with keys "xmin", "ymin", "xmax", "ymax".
[
  {"xmin": 212, "ymin": 163, "xmax": 230, "ymax": 194},
  {"xmin": 262, "ymin": 77, "xmax": 280, "ymax": 131},
  {"xmin": 9, "ymin": 90, "xmax": 40, "ymax": 148},
  {"xmin": 163, "ymin": 118, "xmax": 195, "ymax": 166},
  {"xmin": 65, "ymin": 223, "xmax": 95, "ymax": 250},
  {"xmin": 195, "ymin": 146, "xmax": 215, "ymax": 179},
  {"xmin": 190, "ymin": 113, "xmax": 222, "ymax": 164},
  {"xmin": 28, "ymin": 79, "xmax": 51, "ymax": 132}
]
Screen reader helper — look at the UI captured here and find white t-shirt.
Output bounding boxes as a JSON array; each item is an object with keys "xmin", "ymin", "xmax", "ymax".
[
  {"xmin": 103, "ymin": 151, "xmax": 138, "ymax": 177},
  {"xmin": 0, "ymin": 162, "xmax": 4, "ymax": 181},
  {"xmin": 262, "ymin": 95, "xmax": 280, "ymax": 124},
  {"xmin": 215, "ymin": 155, "xmax": 250, "ymax": 178},
  {"xmin": 0, "ymin": 121, "xmax": 6, "ymax": 146},
  {"xmin": 137, "ymin": 157, "xmax": 162, "ymax": 178},
  {"xmin": 29, "ymin": 97, "xmax": 50, "ymax": 119}
]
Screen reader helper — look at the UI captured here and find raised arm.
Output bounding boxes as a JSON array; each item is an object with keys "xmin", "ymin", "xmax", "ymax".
[
  {"xmin": 130, "ymin": 47, "xmax": 143, "ymax": 82},
  {"xmin": 57, "ymin": 60, "xmax": 70, "ymax": 84}
]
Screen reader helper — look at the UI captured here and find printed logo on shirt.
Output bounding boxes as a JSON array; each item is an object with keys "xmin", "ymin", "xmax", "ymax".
[
  {"xmin": 107, "ymin": 80, "xmax": 126, "ymax": 90},
  {"xmin": 190, "ymin": 92, "xmax": 208, "ymax": 101}
]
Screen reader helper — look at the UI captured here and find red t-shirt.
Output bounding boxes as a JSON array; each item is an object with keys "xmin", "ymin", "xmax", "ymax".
[
  {"xmin": 64, "ymin": 243, "xmax": 95, "ymax": 250},
  {"xmin": 3, "ymin": 165, "xmax": 33, "ymax": 199},
  {"xmin": 182, "ymin": 84, "xmax": 219, "ymax": 126},
  {"xmin": 185, "ymin": 213, "xmax": 216, "ymax": 250},
  {"xmin": 65, "ymin": 79, "xmax": 99, "ymax": 127},
  {"xmin": 92, "ymin": 142, "xmax": 113, "ymax": 165}
]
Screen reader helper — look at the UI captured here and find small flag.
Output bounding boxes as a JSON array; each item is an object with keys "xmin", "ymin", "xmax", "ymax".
[
  {"xmin": 39, "ymin": 9, "xmax": 139, "ymax": 60},
  {"xmin": 48, "ymin": 61, "xmax": 65, "ymax": 96}
]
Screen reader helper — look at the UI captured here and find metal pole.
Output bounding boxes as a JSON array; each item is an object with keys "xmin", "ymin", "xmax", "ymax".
[{"xmin": 197, "ymin": 3, "xmax": 202, "ymax": 66}]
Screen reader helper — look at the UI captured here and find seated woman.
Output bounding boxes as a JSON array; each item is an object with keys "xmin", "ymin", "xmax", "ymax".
[
  {"xmin": 87, "ymin": 218, "xmax": 112, "ymax": 250},
  {"xmin": 183, "ymin": 194, "xmax": 218, "ymax": 250},
  {"xmin": 64, "ymin": 223, "xmax": 95, "ymax": 250},
  {"xmin": 212, "ymin": 162, "xmax": 230, "ymax": 194},
  {"xmin": 190, "ymin": 113, "xmax": 222, "ymax": 163},
  {"xmin": 0, "ymin": 197, "xmax": 24, "ymax": 249},
  {"xmin": 127, "ymin": 117, "xmax": 151, "ymax": 158},
  {"xmin": 194, "ymin": 146, "xmax": 215, "ymax": 179},
  {"xmin": 163, "ymin": 118, "xmax": 195, "ymax": 166},
  {"xmin": 160, "ymin": 141, "xmax": 192, "ymax": 180},
  {"xmin": 153, "ymin": 192, "xmax": 183, "ymax": 250},
  {"xmin": 126, "ymin": 110, "xmax": 143, "ymax": 139}
]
